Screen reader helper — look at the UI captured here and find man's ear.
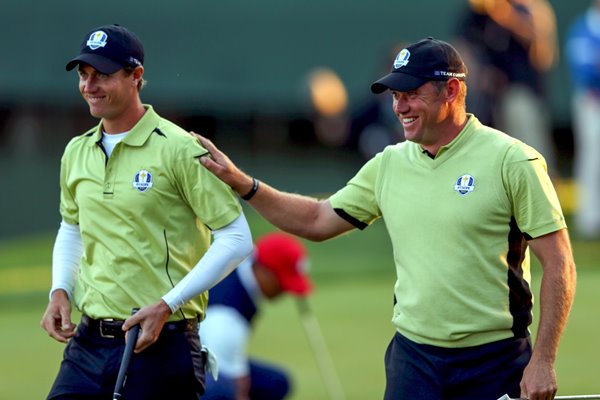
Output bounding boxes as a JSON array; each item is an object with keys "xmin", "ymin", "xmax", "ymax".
[
  {"xmin": 132, "ymin": 66, "xmax": 144, "ymax": 85},
  {"xmin": 445, "ymin": 78, "xmax": 461, "ymax": 102}
]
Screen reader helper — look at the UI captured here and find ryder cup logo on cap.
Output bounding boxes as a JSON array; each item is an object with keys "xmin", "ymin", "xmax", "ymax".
[
  {"xmin": 393, "ymin": 49, "xmax": 411, "ymax": 69},
  {"xmin": 65, "ymin": 24, "xmax": 144, "ymax": 75},
  {"xmin": 133, "ymin": 170, "xmax": 153, "ymax": 192},
  {"xmin": 454, "ymin": 174, "xmax": 475, "ymax": 196},
  {"xmin": 86, "ymin": 31, "xmax": 108, "ymax": 50},
  {"xmin": 371, "ymin": 37, "xmax": 467, "ymax": 94}
]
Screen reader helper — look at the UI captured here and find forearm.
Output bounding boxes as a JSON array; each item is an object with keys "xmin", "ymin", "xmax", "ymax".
[
  {"xmin": 532, "ymin": 258, "xmax": 576, "ymax": 363},
  {"xmin": 234, "ymin": 376, "xmax": 251, "ymax": 400},
  {"xmin": 197, "ymin": 134, "xmax": 354, "ymax": 240},
  {"xmin": 244, "ymin": 179, "xmax": 333, "ymax": 241},
  {"xmin": 162, "ymin": 213, "xmax": 253, "ymax": 312},
  {"xmin": 51, "ymin": 221, "xmax": 83, "ymax": 300}
]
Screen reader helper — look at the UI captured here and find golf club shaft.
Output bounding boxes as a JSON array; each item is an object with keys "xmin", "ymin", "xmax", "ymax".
[
  {"xmin": 296, "ymin": 298, "xmax": 346, "ymax": 400},
  {"xmin": 113, "ymin": 308, "xmax": 141, "ymax": 400}
]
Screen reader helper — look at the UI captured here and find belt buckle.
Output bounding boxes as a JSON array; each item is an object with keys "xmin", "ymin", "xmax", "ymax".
[{"xmin": 99, "ymin": 319, "xmax": 116, "ymax": 339}]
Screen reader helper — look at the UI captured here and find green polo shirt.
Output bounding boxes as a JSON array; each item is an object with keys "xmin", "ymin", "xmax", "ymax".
[
  {"xmin": 329, "ymin": 115, "xmax": 565, "ymax": 347},
  {"xmin": 59, "ymin": 105, "xmax": 242, "ymax": 321}
]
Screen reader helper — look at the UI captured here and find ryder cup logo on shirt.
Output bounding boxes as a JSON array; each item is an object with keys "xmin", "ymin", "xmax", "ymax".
[
  {"xmin": 86, "ymin": 31, "xmax": 108, "ymax": 50},
  {"xmin": 454, "ymin": 174, "xmax": 475, "ymax": 195},
  {"xmin": 133, "ymin": 170, "xmax": 153, "ymax": 192},
  {"xmin": 393, "ymin": 49, "xmax": 411, "ymax": 69}
]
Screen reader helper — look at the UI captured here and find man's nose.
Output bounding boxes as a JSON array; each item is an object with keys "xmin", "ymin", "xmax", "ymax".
[
  {"xmin": 393, "ymin": 95, "xmax": 408, "ymax": 114},
  {"xmin": 82, "ymin": 77, "xmax": 96, "ymax": 92}
]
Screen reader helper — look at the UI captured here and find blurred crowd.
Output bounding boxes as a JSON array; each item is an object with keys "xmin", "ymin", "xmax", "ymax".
[
  {"xmin": 306, "ymin": 0, "xmax": 600, "ymax": 239},
  {"xmin": 0, "ymin": 1, "xmax": 598, "ymax": 241}
]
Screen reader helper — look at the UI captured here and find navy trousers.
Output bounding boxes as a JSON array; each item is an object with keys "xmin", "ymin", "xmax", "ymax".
[
  {"xmin": 384, "ymin": 332, "xmax": 531, "ymax": 400},
  {"xmin": 47, "ymin": 318, "xmax": 205, "ymax": 400},
  {"xmin": 201, "ymin": 359, "xmax": 290, "ymax": 400}
]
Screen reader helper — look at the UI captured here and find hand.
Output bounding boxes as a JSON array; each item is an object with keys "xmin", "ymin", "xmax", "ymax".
[
  {"xmin": 189, "ymin": 132, "xmax": 254, "ymax": 196},
  {"xmin": 40, "ymin": 289, "xmax": 77, "ymax": 343},
  {"xmin": 121, "ymin": 300, "xmax": 172, "ymax": 353},
  {"xmin": 519, "ymin": 356, "xmax": 557, "ymax": 400}
]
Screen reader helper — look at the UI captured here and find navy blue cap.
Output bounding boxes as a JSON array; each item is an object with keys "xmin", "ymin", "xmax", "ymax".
[
  {"xmin": 371, "ymin": 37, "xmax": 467, "ymax": 94},
  {"xmin": 66, "ymin": 24, "xmax": 144, "ymax": 74}
]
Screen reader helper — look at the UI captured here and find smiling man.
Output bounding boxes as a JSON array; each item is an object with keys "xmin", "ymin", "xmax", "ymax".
[
  {"xmin": 40, "ymin": 24, "xmax": 253, "ymax": 399},
  {"xmin": 194, "ymin": 37, "xmax": 576, "ymax": 400}
]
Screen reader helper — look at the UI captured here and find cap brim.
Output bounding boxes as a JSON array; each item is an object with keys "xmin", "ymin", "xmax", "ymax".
[
  {"xmin": 65, "ymin": 53, "xmax": 124, "ymax": 75},
  {"xmin": 282, "ymin": 276, "xmax": 313, "ymax": 297},
  {"xmin": 370, "ymin": 72, "xmax": 428, "ymax": 94}
]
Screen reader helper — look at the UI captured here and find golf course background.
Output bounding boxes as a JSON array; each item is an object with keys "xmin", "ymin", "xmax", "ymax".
[{"xmin": 0, "ymin": 207, "xmax": 598, "ymax": 399}]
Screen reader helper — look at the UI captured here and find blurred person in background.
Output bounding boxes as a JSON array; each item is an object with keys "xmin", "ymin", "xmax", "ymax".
[
  {"xmin": 347, "ymin": 43, "xmax": 406, "ymax": 160},
  {"xmin": 455, "ymin": 0, "xmax": 559, "ymax": 177},
  {"xmin": 200, "ymin": 232, "xmax": 312, "ymax": 400},
  {"xmin": 565, "ymin": 0, "xmax": 600, "ymax": 240},
  {"xmin": 193, "ymin": 37, "xmax": 576, "ymax": 400},
  {"xmin": 40, "ymin": 24, "xmax": 253, "ymax": 399}
]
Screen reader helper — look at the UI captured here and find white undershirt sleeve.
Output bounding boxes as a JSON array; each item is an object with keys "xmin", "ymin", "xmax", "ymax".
[
  {"xmin": 162, "ymin": 213, "xmax": 253, "ymax": 312},
  {"xmin": 50, "ymin": 221, "xmax": 83, "ymax": 300}
]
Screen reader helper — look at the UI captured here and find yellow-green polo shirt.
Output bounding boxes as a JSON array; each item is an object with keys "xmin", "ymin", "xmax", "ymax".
[
  {"xmin": 329, "ymin": 115, "xmax": 566, "ymax": 347},
  {"xmin": 59, "ymin": 105, "xmax": 242, "ymax": 321}
]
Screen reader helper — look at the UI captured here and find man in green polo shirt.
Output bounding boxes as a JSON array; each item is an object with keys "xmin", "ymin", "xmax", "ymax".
[
  {"xmin": 40, "ymin": 24, "xmax": 253, "ymax": 399},
  {"xmin": 194, "ymin": 37, "xmax": 576, "ymax": 400}
]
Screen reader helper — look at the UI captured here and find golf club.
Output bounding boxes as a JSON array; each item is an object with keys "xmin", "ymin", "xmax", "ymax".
[
  {"xmin": 498, "ymin": 394, "xmax": 600, "ymax": 399},
  {"xmin": 296, "ymin": 297, "xmax": 346, "ymax": 400},
  {"xmin": 113, "ymin": 308, "xmax": 141, "ymax": 400}
]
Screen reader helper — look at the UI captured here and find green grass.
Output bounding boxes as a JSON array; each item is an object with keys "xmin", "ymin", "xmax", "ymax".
[{"xmin": 1, "ymin": 208, "xmax": 599, "ymax": 399}]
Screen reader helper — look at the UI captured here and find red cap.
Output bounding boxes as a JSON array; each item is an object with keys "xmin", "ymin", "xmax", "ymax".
[{"xmin": 255, "ymin": 233, "xmax": 313, "ymax": 296}]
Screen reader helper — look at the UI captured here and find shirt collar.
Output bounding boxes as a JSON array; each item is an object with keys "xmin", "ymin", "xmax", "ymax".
[
  {"xmin": 86, "ymin": 104, "xmax": 160, "ymax": 147},
  {"xmin": 421, "ymin": 114, "xmax": 479, "ymax": 158}
]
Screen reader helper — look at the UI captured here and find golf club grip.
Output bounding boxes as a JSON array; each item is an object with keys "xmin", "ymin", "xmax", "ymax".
[{"xmin": 113, "ymin": 309, "xmax": 141, "ymax": 400}]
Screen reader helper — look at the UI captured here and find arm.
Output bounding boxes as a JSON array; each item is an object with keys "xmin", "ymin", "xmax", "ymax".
[
  {"xmin": 195, "ymin": 133, "xmax": 355, "ymax": 241},
  {"xmin": 486, "ymin": 0, "xmax": 557, "ymax": 71},
  {"xmin": 234, "ymin": 376, "xmax": 251, "ymax": 400},
  {"xmin": 123, "ymin": 213, "xmax": 253, "ymax": 353},
  {"xmin": 40, "ymin": 221, "xmax": 82, "ymax": 343},
  {"xmin": 520, "ymin": 228, "xmax": 576, "ymax": 400}
]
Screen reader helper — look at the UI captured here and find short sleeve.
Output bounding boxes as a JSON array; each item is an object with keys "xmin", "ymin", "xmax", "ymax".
[
  {"xmin": 175, "ymin": 139, "xmax": 242, "ymax": 230},
  {"xmin": 503, "ymin": 142, "xmax": 566, "ymax": 238},
  {"xmin": 329, "ymin": 152, "xmax": 382, "ymax": 229},
  {"xmin": 59, "ymin": 144, "xmax": 79, "ymax": 225}
]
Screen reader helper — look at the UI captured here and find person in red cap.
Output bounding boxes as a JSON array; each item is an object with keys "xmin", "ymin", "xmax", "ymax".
[{"xmin": 200, "ymin": 232, "xmax": 312, "ymax": 400}]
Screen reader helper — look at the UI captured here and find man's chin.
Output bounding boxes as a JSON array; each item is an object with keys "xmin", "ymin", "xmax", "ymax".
[{"xmin": 88, "ymin": 107, "xmax": 104, "ymax": 119}]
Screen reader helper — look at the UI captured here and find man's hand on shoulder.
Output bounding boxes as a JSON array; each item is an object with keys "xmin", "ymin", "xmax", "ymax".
[{"xmin": 189, "ymin": 131, "xmax": 254, "ymax": 196}]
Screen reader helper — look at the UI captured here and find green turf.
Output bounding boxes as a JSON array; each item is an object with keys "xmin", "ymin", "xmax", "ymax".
[{"xmin": 0, "ymin": 208, "xmax": 598, "ymax": 399}]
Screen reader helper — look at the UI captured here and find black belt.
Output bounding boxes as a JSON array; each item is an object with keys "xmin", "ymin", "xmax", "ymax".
[{"xmin": 81, "ymin": 315, "xmax": 195, "ymax": 339}]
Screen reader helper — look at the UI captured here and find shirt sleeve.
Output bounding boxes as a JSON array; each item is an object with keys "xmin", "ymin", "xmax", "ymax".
[
  {"xmin": 162, "ymin": 213, "xmax": 253, "ymax": 312},
  {"xmin": 329, "ymin": 152, "xmax": 383, "ymax": 229},
  {"xmin": 50, "ymin": 220, "xmax": 83, "ymax": 300},
  {"xmin": 502, "ymin": 142, "xmax": 566, "ymax": 238},
  {"xmin": 59, "ymin": 144, "xmax": 79, "ymax": 225},
  {"xmin": 174, "ymin": 138, "xmax": 242, "ymax": 230}
]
